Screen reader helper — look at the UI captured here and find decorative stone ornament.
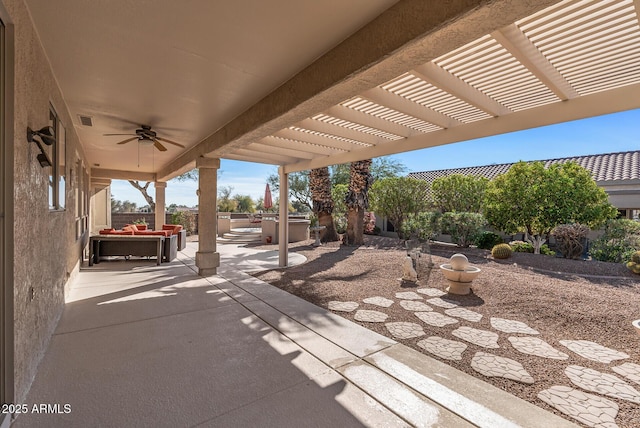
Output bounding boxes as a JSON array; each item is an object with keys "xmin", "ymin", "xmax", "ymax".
[
  {"xmin": 439, "ymin": 253, "xmax": 481, "ymax": 295},
  {"xmin": 402, "ymin": 255, "xmax": 418, "ymax": 282}
]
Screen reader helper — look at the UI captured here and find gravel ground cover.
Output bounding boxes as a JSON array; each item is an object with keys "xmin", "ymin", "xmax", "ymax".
[{"xmin": 250, "ymin": 236, "xmax": 640, "ymax": 427}]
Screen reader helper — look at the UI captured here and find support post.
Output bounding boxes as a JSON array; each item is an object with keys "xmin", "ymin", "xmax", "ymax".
[
  {"xmin": 195, "ymin": 157, "xmax": 220, "ymax": 276},
  {"xmin": 278, "ymin": 167, "xmax": 289, "ymax": 267},
  {"xmin": 154, "ymin": 181, "xmax": 166, "ymax": 230}
]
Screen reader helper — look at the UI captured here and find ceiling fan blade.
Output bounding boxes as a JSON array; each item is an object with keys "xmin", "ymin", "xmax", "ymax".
[
  {"xmin": 104, "ymin": 133, "xmax": 137, "ymax": 136},
  {"xmin": 156, "ymin": 137, "xmax": 185, "ymax": 148},
  {"xmin": 153, "ymin": 139, "xmax": 168, "ymax": 152},
  {"xmin": 117, "ymin": 137, "xmax": 139, "ymax": 145}
]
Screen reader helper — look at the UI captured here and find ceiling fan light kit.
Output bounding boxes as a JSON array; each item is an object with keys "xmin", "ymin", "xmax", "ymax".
[{"xmin": 103, "ymin": 124, "xmax": 185, "ymax": 152}]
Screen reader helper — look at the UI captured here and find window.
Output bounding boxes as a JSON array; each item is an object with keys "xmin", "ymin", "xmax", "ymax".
[{"xmin": 47, "ymin": 105, "xmax": 65, "ymax": 210}]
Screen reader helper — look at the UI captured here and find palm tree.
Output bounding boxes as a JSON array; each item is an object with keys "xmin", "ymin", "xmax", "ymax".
[
  {"xmin": 309, "ymin": 167, "xmax": 338, "ymax": 242},
  {"xmin": 345, "ymin": 160, "xmax": 372, "ymax": 245}
]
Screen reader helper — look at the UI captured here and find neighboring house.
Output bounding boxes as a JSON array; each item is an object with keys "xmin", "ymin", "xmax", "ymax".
[{"xmin": 408, "ymin": 150, "xmax": 640, "ymax": 220}]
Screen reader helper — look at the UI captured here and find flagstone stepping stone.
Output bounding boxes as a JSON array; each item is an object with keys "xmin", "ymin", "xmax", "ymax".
[
  {"xmin": 508, "ymin": 337, "xmax": 569, "ymax": 360},
  {"xmin": 425, "ymin": 297, "xmax": 458, "ymax": 309},
  {"xmin": 395, "ymin": 291, "xmax": 422, "ymax": 300},
  {"xmin": 612, "ymin": 362, "xmax": 640, "ymax": 386},
  {"xmin": 565, "ymin": 365, "xmax": 640, "ymax": 404},
  {"xmin": 490, "ymin": 317, "xmax": 539, "ymax": 335},
  {"xmin": 414, "ymin": 312, "xmax": 458, "ymax": 327},
  {"xmin": 354, "ymin": 309, "xmax": 388, "ymax": 323},
  {"xmin": 471, "ymin": 352, "xmax": 534, "ymax": 384},
  {"xmin": 445, "ymin": 307, "xmax": 482, "ymax": 322},
  {"xmin": 538, "ymin": 386, "xmax": 619, "ymax": 428},
  {"xmin": 362, "ymin": 296, "xmax": 394, "ymax": 307},
  {"xmin": 452, "ymin": 326, "xmax": 499, "ymax": 348},
  {"xmin": 385, "ymin": 322, "xmax": 425, "ymax": 339},
  {"xmin": 328, "ymin": 301, "xmax": 359, "ymax": 312},
  {"xmin": 399, "ymin": 300, "xmax": 432, "ymax": 312},
  {"xmin": 416, "ymin": 287, "xmax": 446, "ymax": 297},
  {"xmin": 417, "ymin": 336, "xmax": 467, "ymax": 361},
  {"xmin": 559, "ymin": 340, "xmax": 629, "ymax": 364}
]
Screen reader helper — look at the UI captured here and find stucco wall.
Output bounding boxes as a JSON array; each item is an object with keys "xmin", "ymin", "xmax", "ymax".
[{"xmin": 5, "ymin": 0, "xmax": 89, "ymax": 403}]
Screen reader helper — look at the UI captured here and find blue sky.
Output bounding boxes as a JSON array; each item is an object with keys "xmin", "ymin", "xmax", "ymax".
[{"xmin": 110, "ymin": 108, "xmax": 640, "ymax": 207}]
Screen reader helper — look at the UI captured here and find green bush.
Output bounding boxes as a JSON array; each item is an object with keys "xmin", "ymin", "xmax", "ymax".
[
  {"xmin": 171, "ymin": 211, "xmax": 197, "ymax": 235},
  {"xmin": 539, "ymin": 244, "xmax": 555, "ymax": 256},
  {"xmin": 509, "ymin": 240, "xmax": 534, "ymax": 253},
  {"xmin": 441, "ymin": 212, "xmax": 486, "ymax": 248},
  {"xmin": 402, "ymin": 211, "xmax": 441, "ymax": 242},
  {"xmin": 476, "ymin": 231, "xmax": 504, "ymax": 250},
  {"xmin": 509, "ymin": 240, "xmax": 554, "ymax": 256},
  {"xmin": 334, "ymin": 216, "xmax": 347, "ymax": 234},
  {"xmin": 590, "ymin": 219, "xmax": 640, "ymax": 263},
  {"xmin": 492, "ymin": 243, "xmax": 512, "ymax": 259}
]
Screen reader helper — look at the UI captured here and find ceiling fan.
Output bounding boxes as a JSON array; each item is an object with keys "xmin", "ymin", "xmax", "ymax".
[{"xmin": 104, "ymin": 125, "xmax": 185, "ymax": 152}]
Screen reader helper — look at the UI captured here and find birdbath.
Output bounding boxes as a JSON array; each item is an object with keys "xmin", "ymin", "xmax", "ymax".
[
  {"xmin": 310, "ymin": 225, "xmax": 326, "ymax": 247},
  {"xmin": 440, "ymin": 254, "xmax": 481, "ymax": 295}
]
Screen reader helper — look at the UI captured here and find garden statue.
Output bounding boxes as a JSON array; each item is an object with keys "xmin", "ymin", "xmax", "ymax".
[
  {"xmin": 440, "ymin": 253, "xmax": 481, "ymax": 295},
  {"xmin": 402, "ymin": 255, "xmax": 418, "ymax": 282}
]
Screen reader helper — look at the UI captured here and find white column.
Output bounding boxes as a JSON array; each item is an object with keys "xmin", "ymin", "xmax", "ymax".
[
  {"xmin": 154, "ymin": 181, "xmax": 166, "ymax": 230},
  {"xmin": 278, "ymin": 167, "xmax": 289, "ymax": 267},
  {"xmin": 196, "ymin": 157, "xmax": 220, "ymax": 276}
]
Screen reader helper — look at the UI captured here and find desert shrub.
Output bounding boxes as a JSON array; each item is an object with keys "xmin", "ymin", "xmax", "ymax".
[
  {"xmin": 552, "ymin": 223, "xmax": 590, "ymax": 259},
  {"xmin": 590, "ymin": 219, "xmax": 640, "ymax": 263},
  {"xmin": 492, "ymin": 243, "xmax": 513, "ymax": 259},
  {"xmin": 441, "ymin": 212, "xmax": 486, "ymax": 248},
  {"xmin": 334, "ymin": 216, "xmax": 347, "ymax": 234},
  {"xmin": 509, "ymin": 240, "xmax": 534, "ymax": 253},
  {"xmin": 171, "ymin": 210, "xmax": 197, "ymax": 235},
  {"xmin": 508, "ymin": 240, "xmax": 554, "ymax": 256},
  {"xmin": 539, "ymin": 244, "xmax": 555, "ymax": 256},
  {"xmin": 402, "ymin": 211, "xmax": 442, "ymax": 242},
  {"xmin": 476, "ymin": 231, "xmax": 504, "ymax": 250}
]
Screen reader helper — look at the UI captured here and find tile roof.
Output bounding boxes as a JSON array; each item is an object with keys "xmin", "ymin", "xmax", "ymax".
[{"xmin": 408, "ymin": 151, "xmax": 640, "ymax": 184}]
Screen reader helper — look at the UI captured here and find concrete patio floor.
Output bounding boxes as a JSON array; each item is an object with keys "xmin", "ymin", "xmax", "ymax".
[{"xmin": 14, "ymin": 243, "xmax": 577, "ymax": 427}]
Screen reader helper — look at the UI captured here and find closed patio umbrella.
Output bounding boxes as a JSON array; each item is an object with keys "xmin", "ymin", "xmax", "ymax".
[{"xmin": 264, "ymin": 183, "xmax": 273, "ymax": 211}]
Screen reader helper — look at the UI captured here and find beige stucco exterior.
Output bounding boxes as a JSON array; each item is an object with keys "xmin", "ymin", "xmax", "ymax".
[
  {"xmin": 3, "ymin": 0, "xmax": 90, "ymax": 404},
  {"xmin": 2, "ymin": 0, "xmax": 640, "ymax": 420}
]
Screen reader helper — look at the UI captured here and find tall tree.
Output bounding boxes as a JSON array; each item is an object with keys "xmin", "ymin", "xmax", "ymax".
[
  {"xmin": 267, "ymin": 171, "xmax": 312, "ymax": 212},
  {"xmin": 369, "ymin": 177, "xmax": 430, "ymax": 239},
  {"xmin": 233, "ymin": 194, "xmax": 256, "ymax": 213},
  {"xmin": 345, "ymin": 160, "xmax": 372, "ymax": 246},
  {"xmin": 431, "ymin": 174, "xmax": 488, "ymax": 213},
  {"xmin": 128, "ymin": 180, "xmax": 155, "ymax": 211},
  {"xmin": 484, "ymin": 161, "xmax": 617, "ymax": 253},
  {"xmin": 331, "ymin": 156, "xmax": 407, "ymax": 186},
  {"xmin": 309, "ymin": 167, "xmax": 339, "ymax": 242},
  {"xmin": 217, "ymin": 186, "xmax": 237, "ymax": 212}
]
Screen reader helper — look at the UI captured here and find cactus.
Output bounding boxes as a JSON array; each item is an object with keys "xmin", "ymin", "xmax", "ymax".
[
  {"xmin": 492, "ymin": 243, "xmax": 513, "ymax": 259},
  {"xmin": 626, "ymin": 251, "xmax": 640, "ymax": 274}
]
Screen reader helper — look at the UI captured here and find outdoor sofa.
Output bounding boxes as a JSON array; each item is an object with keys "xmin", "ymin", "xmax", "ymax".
[{"xmin": 91, "ymin": 223, "xmax": 185, "ymax": 265}]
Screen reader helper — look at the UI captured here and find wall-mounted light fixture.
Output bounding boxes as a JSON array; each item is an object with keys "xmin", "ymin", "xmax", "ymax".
[{"xmin": 27, "ymin": 126, "xmax": 55, "ymax": 167}]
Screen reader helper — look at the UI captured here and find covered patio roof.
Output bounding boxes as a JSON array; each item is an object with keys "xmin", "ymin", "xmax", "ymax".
[{"xmin": 25, "ymin": 0, "xmax": 640, "ymax": 182}]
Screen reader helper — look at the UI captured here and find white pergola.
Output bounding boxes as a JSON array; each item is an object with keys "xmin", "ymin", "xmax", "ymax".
[{"xmin": 27, "ymin": 0, "xmax": 640, "ymax": 272}]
